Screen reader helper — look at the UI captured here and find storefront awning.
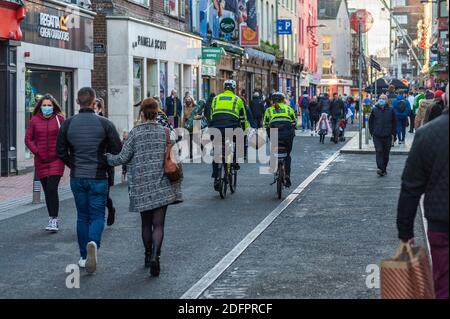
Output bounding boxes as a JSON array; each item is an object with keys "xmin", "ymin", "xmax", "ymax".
[
  {"xmin": 245, "ymin": 48, "xmax": 275, "ymax": 62},
  {"xmin": 211, "ymin": 40, "xmax": 245, "ymax": 56}
]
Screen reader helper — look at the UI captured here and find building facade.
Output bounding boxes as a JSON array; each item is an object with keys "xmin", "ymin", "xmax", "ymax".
[
  {"xmin": 297, "ymin": 0, "xmax": 319, "ymax": 96},
  {"xmin": 12, "ymin": 0, "xmax": 95, "ymax": 173},
  {"xmin": 316, "ymin": 0, "xmax": 352, "ymax": 96},
  {"xmin": 91, "ymin": 0, "xmax": 202, "ymax": 135}
]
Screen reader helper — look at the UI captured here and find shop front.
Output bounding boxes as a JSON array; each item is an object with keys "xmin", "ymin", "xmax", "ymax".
[
  {"xmin": 240, "ymin": 48, "xmax": 275, "ymax": 100},
  {"xmin": 318, "ymin": 78, "xmax": 353, "ymax": 96},
  {"xmin": 106, "ymin": 17, "xmax": 202, "ymax": 133},
  {"xmin": 15, "ymin": 0, "xmax": 94, "ymax": 171}
]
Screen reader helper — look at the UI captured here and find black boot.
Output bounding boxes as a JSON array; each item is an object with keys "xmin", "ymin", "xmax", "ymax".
[
  {"xmin": 149, "ymin": 246, "xmax": 160, "ymax": 277},
  {"xmin": 144, "ymin": 252, "xmax": 151, "ymax": 268},
  {"xmin": 107, "ymin": 206, "xmax": 116, "ymax": 226}
]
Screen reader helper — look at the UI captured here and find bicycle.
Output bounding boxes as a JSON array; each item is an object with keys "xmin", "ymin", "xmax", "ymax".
[
  {"xmin": 216, "ymin": 139, "xmax": 237, "ymax": 199},
  {"xmin": 271, "ymin": 142, "xmax": 288, "ymax": 199}
]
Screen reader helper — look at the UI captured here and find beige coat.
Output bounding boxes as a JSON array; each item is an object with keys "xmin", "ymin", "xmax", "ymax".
[{"xmin": 415, "ymin": 99, "xmax": 434, "ymax": 129}]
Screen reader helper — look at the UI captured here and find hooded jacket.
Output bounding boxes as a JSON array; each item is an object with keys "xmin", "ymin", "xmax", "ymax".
[{"xmin": 392, "ymin": 95, "xmax": 411, "ymax": 120}]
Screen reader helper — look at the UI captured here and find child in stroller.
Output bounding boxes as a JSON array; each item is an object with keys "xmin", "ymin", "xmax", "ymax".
[{"xmin": 338, "ymin": 119, "xmax": 346, "ymax": 142}]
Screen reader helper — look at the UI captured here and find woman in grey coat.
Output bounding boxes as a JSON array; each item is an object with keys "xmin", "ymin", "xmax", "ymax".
[{"xmin": 106, "ymin": 98, "xmax": 182, "ymax": 277}]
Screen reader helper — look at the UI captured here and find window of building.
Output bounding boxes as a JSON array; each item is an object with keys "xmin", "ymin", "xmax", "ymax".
[
  {"xmin": 322, "ymin": 58, "xmax": 332, "ymax": 74},
  {"xmin": 392, "ymin": 0, "xmax": 406, "ymax": 7},
  {"xmin": 440, "ymin": 0, "xmax": 448, "ymax": 17},
  {"xmin": 129, "ymin": 0, "xmax": 149, "ymax": 6},
  {"xmin": 164, "ymin": 0, "xmax": 185, "ymax": 19},
  {"xmin": 394, "ymin": 14, "xmax": 408, "ymax": 25},
  {"xmin": 133, "ymin": 58, "xmax": 144, "ymax": 120},
  {"xmin": 323, "ymin": 35, "xmax": 331, "ymax": 51}
]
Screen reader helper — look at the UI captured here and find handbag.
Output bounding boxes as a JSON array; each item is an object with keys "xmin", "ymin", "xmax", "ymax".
[
  {"xmin": 380, "ymin": 241, "xmax": 435, "ymax": 299},
  {"xmin": 164, "ymin": 128, "xmax": 181, "ymax": 182}
]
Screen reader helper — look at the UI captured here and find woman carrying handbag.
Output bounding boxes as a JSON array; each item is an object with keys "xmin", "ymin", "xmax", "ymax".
[{"xmin": 106, "ymin": 98, "xmax": 182, "ymax": 277}]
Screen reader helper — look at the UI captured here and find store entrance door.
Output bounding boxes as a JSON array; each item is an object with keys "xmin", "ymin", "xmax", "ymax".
[{"xmin": 25, "ymin": 65, "xmax": 74, "ymax": 159}]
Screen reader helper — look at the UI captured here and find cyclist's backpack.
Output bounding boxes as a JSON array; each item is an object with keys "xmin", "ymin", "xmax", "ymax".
[
  {"xmin": 397, "ymin": 100, "xmax": 407, "ymax": 113},
  {"xmin": 301, "ymin": 96, "xmax": 309, "ymax": 109}
]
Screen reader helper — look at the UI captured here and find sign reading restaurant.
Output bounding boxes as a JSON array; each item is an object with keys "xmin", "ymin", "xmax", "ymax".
[
  {"xmin": 39, "ymin": 12, "xmax": 70, "ymax": 41},
  {"xmin": 136, "ymin": 36, "xmax": 167, "ymax": 50}
]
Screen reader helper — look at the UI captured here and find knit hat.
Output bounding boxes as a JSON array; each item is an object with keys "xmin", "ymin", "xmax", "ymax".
[{"xmin": 434, "ymin": 90, "xmax": 444, "ymax": 99}]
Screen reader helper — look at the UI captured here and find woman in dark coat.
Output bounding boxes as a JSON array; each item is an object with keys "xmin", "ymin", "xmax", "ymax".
[
  {"xmin": 309, "ymin": 96, "xmax": 320, "ymax": 136},
  {"xmin": 25, "ymin": 94, "xmax": 65, "ymax": 232}
]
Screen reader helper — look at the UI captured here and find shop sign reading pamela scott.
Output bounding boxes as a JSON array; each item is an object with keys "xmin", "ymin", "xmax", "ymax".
[
  {"xmin": 135, "ymin": 36, "xmax": 167, "ymax": 50},
  {"xmin": 39, "ymin": 13, "xmax": 70, "ymax": 42}
]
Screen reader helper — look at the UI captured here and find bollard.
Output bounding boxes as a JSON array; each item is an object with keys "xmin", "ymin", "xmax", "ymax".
[
  {"xmin": 32, "ymin": 170, "xmax": 41, "ymax": 204},
  {"xmin": 365, "ymin": 115, "xmax": 369, "ymax": 145}
]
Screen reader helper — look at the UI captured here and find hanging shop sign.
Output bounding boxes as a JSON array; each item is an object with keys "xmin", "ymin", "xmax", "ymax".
[
  {"xmin": 220, "ymin": 17, "xmax": 236, "ymax": 34},
  {"xmin": 240, "ymin": 25, "xmax": 259, "ymax": 47},
  {"xmin": 202, "ymin": 47, "xmax": 222, "ymax": 60},
  {"xmin": 201, "ymin": 59, "xmax": 217, "ymax": 77}
]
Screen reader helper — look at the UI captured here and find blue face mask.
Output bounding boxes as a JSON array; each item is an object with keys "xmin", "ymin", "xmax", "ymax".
[
  {"xmin": 378, "ymin": 100, "xmax": 386, "ymax": 106},
  {"xmin": 41, "ymin": 106, "xmax": 54, "ymax": 117}
]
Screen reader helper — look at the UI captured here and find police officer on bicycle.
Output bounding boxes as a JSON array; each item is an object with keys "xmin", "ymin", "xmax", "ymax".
[
  {"xmin": 263, "ymin": 92, "xmax": 297, "ymax": 188},
  {"xmin": 210, "ymin": 80, "xmax": 249, "ymax": 191}
]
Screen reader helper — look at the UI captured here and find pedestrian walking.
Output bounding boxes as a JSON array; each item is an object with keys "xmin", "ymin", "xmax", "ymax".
[
  {"xmin": 396, "ymin": 104, "xmax": 449, "ymax": 299},
  {"xmin": 392, "ymin": 91, "xmax": 411, "ymax": 145},
  {"xmin": 299, "ymin": 91, "xmax": 311, "ymax": 132},
  {"xmin": 121, "ymin": 130, "xmax": 129, "ymax": 183},
  {"xmin": 309, "ymin": 96, "xmax": 320, "ymax": 136},
  {"xmin": 25, "ymin": 94, "xmax": 65, "ymax": 232},
  {"xmin": 316, "ymin": 113, "xmax": 331, "ymax": 144},
  {"xmin": 95, "ymin": 98, "xmax": 117, "ymax": 227},
  {"xmin": 415, "ymin": 90, "xmax": 436, "ymax": 129},
  {"xmin": 164, "ymin": 89, "xmax": 182, "ymax": 128},
  {"xmin": 329, "ymin": 93, "xmax": 346, "ymax": 143},
  {"xmin": 347, "ymin": 97, "xmax": 356, "ymax": 124},
  {"xmin": 57, "ymin": 87, "xmax": 122, "ymax": 274},
  {"xmin": 408, "ymin": 91, "xmax": 416, "ymax": 133},
  {"xmin": 368, "ymin": 94, "xmax": 397, "ymax": 176},
  {"xmin": 425, "ymin": 90, "xmax": 445, "ymax": 124},
  {"xmin": 182, "ymin": 95, "xmax": 196, "ymax": 128},
  {"xmin": 106, "ymin": 98, "xmax": 183, "ymax": 277},
  {"xmin": 249, "ymin": 91, "xmax": 265, "ymax": 129},
  {"xmin": 318, "ymin": 93, "xmax": 331, "ymax": 115}
]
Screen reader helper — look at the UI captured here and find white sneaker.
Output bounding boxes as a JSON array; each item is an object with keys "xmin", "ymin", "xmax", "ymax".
[
  {"xmin": 78, "ymin": 258, "xmax": 86, "ymax": 268},
  {"xmin": 51, "ymin": 218, "xmax": 59, "ymax": 232},
  {"xmin": 45, "ymin": 218, "xmax": 53, "ymax": 231},
  {"xmin": 85, "ymin": 241, "xmax": 97, "ymax": 274}
]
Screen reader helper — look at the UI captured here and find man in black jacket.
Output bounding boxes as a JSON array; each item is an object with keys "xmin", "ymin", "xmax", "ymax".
[
  {"xmin": 329, "ymin": 93, "xmax": 345, "ymax": 143},
  {"xmin": 165, "ymin": 89, "xmax": 182, "ymax": 128},
  {"xmin": 249, "ymin": 91, "xmax": 264, "ymax": 128},
  {"xmin": 57, "ymin": 87, "xmax": 122, "ymax": 274},
  {"xmin": 396, "ymin": 107, "xmax": 449, "ymax": 299},
  {"xmin": 368, "ymin": 94, "xmax": 397, "ymax": 176}
]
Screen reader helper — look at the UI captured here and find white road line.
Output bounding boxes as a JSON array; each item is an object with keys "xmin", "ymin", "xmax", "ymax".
[{"xmin": 180, "ymin": 149, "xmax": 342, "ymax": 299}]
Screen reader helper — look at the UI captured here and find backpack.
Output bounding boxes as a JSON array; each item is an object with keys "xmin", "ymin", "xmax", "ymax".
[
  {"xmin": 301, "ymin": 96, "xmax": 309, "ymax": 109},
  {"xmin": 397, "ymin": 100, "xmax": 407, "ymax": 113}
]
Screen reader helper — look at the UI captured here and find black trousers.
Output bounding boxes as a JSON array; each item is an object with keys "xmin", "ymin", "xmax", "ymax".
[
  {"xmin": 267, "ymin": 125, "xmax": 294, "ymax": 176},
  {"xmin": 373, "ymin": 136, "xmax": 392, "ymax": 172},
  {"xmin": 212, "ymin": 127, "xmax": 238, "ymax": 179},
  {"xmin": 409, "ymin": 113, "xmax": 415, "ymax": 132},
  {"xmin": 40, "ymin": 175, "xmax": 62, "ymax": 218}
]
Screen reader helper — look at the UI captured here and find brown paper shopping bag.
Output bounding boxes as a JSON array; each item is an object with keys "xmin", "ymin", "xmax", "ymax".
[{"xmin": 380, "ymin": 242, "xmax": 435, "ymax": 299}]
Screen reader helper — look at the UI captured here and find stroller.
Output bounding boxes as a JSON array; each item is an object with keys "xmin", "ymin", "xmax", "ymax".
[{"xmin": 338, "ymin": 119, "xmax": 346, "ymax": 142}]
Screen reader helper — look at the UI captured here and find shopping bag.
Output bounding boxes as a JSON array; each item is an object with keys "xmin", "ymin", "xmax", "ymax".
[{"xmin": 380, "ymin": 242, "xmax": 435, "ymax": 299}]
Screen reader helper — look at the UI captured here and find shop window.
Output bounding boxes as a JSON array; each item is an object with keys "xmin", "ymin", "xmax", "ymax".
[
  {"xmin": 440, "ymin": 0, "xmax": 448, "ymax": 17},
  {"xmin": 25, "ymin": 67, "xmax": 73, "ymax": 159},
  {"xmin": 133, "ymin": 58, "xmax": 143, "ymax": 120},
  {"xmin": 192, "ymin": 66, "xmax": 199, "ymax": 102},
  {"xmin": 160, "ymin": 61, "xmax": 168, "ymax": 107},
  {"xmin": 322, "ymin": 59, "xmax": 332, "ymax": 75},
  {"xmin": 323, "ymin": 35, "xmax": 331, "ymax": 51}
]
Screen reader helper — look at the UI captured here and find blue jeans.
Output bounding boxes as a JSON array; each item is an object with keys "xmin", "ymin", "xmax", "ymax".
[
  {"xmin": 301, "ymin": 109, "xmax": 311, "ymax": 130},
  {"xmin": 70, "ymin": 178, "xmax": 108, "ymax": 259},
  {"xmin": 397, "ymin": 118, "xmax": 407, "ymax": 142}
]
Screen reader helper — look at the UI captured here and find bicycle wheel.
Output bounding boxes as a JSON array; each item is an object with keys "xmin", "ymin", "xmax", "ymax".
[
  {"xmin": 229, "ymin": 164, "xmax": 237, "ymax": 194},
  {"xmin": 277, "ymin": 162, "xmax": 284, "ymax": 199},
  {"xmin": 219, "ymin": 165, "xmax": 227, "ymax": 199}
]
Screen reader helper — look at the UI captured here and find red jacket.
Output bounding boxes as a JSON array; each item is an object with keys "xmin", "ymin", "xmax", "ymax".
[{"xmin": 25, "ymin": 113, "xmax": 65, "ymax": 179}]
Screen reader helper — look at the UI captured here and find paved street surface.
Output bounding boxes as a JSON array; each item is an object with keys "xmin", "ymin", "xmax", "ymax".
[{"xmin": 0, "ymin": 131, "xmax": 425, "ymax": 299}]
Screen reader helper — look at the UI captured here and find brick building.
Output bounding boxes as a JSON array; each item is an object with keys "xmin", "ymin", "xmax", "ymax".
[{"xmin": 91, "ymin": 0, "xmax": 202, "ymax": 133}]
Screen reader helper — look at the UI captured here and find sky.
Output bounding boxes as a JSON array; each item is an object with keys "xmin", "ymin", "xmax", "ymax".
[{"xmin": 347, "ymin": 0, "xmax": 391, "ymax": 58}]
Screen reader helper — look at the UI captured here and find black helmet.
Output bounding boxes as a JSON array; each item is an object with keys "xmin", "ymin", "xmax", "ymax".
[{"xmin": 271, "ymin": 92, "xmax": 285, "ymax": 103}]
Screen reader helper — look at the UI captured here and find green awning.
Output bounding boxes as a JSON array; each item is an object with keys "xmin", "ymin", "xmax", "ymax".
[{"xmin": 210, "ymin": 40, "xmax": 245, "ymax": 55}]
